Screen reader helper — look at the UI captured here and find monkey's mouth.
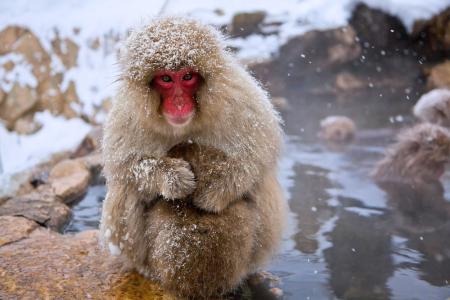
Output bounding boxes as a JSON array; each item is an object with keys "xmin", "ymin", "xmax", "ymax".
[{"xmin": 163, "ymin": 111, "xmax": 195, "ymax": 127}]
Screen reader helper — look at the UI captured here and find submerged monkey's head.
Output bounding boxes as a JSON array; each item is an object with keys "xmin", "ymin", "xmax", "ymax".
[
  {"xmin": 118, "ymin": 17, "xmax": 242, "ymax": 132},
  {"xmin": 318, "ymin": 115, "xmax": 356, "ymax": 143}
]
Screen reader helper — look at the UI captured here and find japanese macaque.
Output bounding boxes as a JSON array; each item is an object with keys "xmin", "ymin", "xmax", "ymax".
[
  {"xmin": 372, "ymin": 123, "xmax": 450, "ymax": 185},
  {"xmin": 413, "ymin": 89, "xmax": 450, "ymax": 127},
  {"xmin": 318, "ymin": 115, "xmax": 356, "ymax": 143},
  {"xmin": 100, "ymin": 17, "xmax": 285, "ymax": 299}
]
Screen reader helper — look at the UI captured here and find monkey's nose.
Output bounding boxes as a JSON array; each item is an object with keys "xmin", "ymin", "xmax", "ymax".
[{"xmin": 174, "ymin": 87, "xmax": 183, "ymax": 97}]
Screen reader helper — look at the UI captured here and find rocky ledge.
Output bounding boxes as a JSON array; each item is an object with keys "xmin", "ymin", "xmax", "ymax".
[
  {"xmin": 0, "ymin": 216, "xmax": 281, "ymax": 300},
  {"xmin": 0, "ymin": 127, "xmax": 281, "ymax": 299},
  {"xmin": 0, "ymin": 126, "xmax": 102, "ymax": 230},
  {"xmin": 0, "ymin": 219, "xmax": 174, "ymax": 299}
]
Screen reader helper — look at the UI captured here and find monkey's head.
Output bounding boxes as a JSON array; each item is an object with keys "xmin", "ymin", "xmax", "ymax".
[
  {"xmin": 373, "ymin": 123, "xmax": 450, "ymax": 183},
  {"xmin": 318, "ymin": 116, "xmax": 356, "ymax": 143},
  {"xmin": 413, "ymin": 89, "xmax": 450, "ymax": 127},
  {"xmin": 118, "ymin": 17, "xmax": 237, "ymax": 134},
  {"xmin": 398, "ymin": 123, "xmax": 450, "ymax": 180}
]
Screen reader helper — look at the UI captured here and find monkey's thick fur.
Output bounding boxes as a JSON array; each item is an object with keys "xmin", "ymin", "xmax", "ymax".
[
  {"xmin": 100, "ymin": 17, "xmax": 285, "ymax": 299},
  {"xmin": 372, "ymin": 123, "xmax": 450, "ymax": 184}
]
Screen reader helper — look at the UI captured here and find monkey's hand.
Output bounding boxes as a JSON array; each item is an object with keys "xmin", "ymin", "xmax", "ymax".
[
  {"xmin": 191, "ymin": 160, "xmax": 236, "ymax": 213},
  {"xmin": 193, "ymin": 184, "xmax": 231, "ymax": 213},
  {"xmin": 159, "ymin": 158, "xmax": 196, "ymax": 200}
]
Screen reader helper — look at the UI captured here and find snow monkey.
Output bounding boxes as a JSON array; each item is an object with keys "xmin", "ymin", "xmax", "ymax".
[
  {"xmin": 413, "ymin": 88, "xmax": 450, "ymax": 127},
  {"xmin": 372, "ymin": 123, "xmax": 450, "ymax": 185},
  {"xmin": 318, "ymin": 115, "xmax": 356, "ymax": 143},
  {"xmin": 100, "ymin": 17, "xmax": 285, "ymax": 299}
]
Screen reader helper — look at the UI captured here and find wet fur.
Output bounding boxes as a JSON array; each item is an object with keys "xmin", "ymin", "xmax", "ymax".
[
  {"xmin": 100, "ymin": 17, "xmax": 285, "ymax": 299},
  {"xmin": 413, "ymin": 89, "xmax": 450, "ymax": 127},
  {"xmin": 318, "ymin": 115, "xmax": 356, "ymax": 143},
  {"xmin": 372, "ymin": 123, "xmax": 450, "ymax": 184}
]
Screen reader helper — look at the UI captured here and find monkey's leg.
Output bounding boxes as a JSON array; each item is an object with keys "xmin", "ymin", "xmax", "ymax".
[
  {"xmin": 100, "ymin": 184, "xmax": 156, "ymax": 269},
  {"xmin": 248, "ymin": 173, "xmax": 286, "ymax": 270},
  {"xmin": 145, "ymin": 200, "xmax": 257, "ymax": 299}
]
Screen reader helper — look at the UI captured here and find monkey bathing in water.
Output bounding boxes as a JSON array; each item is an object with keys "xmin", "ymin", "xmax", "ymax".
[
  {"xmin": 100, "ymin": 17, "xmax": 285, "ymax": 299},
  {"xmin": 318, "ymin": 115, "xmax": 356, "ymax": 143},
  {"xmin": 413, "ymin": 88, "xmax": 450, "ymax": 127},
  {"xmin": 372, "ymin": 123, "xmax": 450, "ymax": 185}
]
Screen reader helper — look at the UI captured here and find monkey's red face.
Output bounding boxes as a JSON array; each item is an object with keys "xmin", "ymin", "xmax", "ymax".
[{"xmin": 152, "ymin": 68, "xmax": 201, "ymax": 127}]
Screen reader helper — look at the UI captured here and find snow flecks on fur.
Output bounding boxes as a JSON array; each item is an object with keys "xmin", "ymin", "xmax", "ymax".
[
  {"xmin": 372, "ymin": 123, "xmax": 450, "ymax": 182},
  {"xmin": 131, "ymin": 158, "xmax": 158, "ymax": 192},
  {"xmin": 104, "ymin": 228, "xmax": 112, "ymax": 239},
  {"xmin": 99, "ymin": 17, "xmax": 285, "ymax": 298},
  {"xmin": 152, "ymin": 220, "xmax": 208, "ymax": 277},
  {"xmin": 120, "ymin": 16, "xmax": 225, "ymax": 82},
  {"xmin": 108, "ymin": 242, "xmax": 122, "ymax": 256}
]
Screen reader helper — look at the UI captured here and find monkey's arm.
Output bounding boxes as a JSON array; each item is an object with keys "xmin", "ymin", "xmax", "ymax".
[
  {"xmin": 104, "ymin": 149, "xmax": 196, "ymax": 201},
  {"xmin": 102, "ymin": 107, "xmax": 196, "ymax": 201},
  {"xmin": 193, "ymin": 124, "xmax": 282, "ymax": 213}
]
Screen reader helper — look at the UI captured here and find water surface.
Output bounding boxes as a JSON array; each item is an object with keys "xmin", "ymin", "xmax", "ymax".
[{"xmin": 67, "ymin": 131, "xmax": 450, "ymax": 299}]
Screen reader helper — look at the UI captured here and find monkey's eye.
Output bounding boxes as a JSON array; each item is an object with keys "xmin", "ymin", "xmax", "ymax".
[
  {"xmin": 161, "ymin": 75, "xmax": 172, "ymax": 82},
  {"xmin": 183, "ymin": 73, "xmax": 192, "ymax": 81}
]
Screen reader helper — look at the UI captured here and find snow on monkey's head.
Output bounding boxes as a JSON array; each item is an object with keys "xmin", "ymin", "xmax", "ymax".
[{"xmin": 118, "ymin": 17, "xmax": 229, "ymax": 130}]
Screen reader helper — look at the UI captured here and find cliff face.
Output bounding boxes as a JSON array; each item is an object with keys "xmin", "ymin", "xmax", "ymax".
[{"xmin": 0, "ymin": 26, "xmax": 118, "ymax": 134}]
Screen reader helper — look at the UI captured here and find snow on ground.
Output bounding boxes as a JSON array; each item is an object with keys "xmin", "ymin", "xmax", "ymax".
[
  {"xmin": 0, "ymin": 0, "xmax": 448, "ymax": 179},
  {"xmin": 0, "ymin": 111, "xmax": 91, "ymax": 174}
]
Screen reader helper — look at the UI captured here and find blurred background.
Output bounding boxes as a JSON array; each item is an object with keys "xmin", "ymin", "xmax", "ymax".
[{"xmin": 0, "ymin": 1, "xmax": 450, "ymax": 299}]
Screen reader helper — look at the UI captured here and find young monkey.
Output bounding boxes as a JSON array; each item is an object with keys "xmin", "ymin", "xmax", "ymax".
[{"xmin": 100, "ymin": 17, "xmax": 285, "ymax": 299}]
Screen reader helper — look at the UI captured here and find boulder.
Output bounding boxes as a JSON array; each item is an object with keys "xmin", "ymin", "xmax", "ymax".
[
  {"xmin": 0, "ymin": 227, "xmax": 282, "ymax": 299},
  {"xmin": 281, "ymin": 25, "xmax": 361, "ymax": 70},
  {"xmin": 10, "ymin": 29, "xmax": 51, "ymax": 80},
  {"xmin": 0, "ymin": 195, "xmax": 71, "ymax": 231},
  {"xmin": 0, "ymin": 26, "xmax": 28, "ymax": 55},
  {"xmin": 75, "ymin": 153, "xmax": 105, "ymax": 185},
  {"xmin": 51, "ymin": 35, "xmax": 79, "ymax": 69},
  {"xmin": 13, "ymin": 113, "xmax": 42, "ymax": 135},
  {"xmin": 0, "ymin": 216, "xmax": 38, "ymax": 246},
  {"xmin": 36, "ymin": 74, "xmax": 65, "ymax": 115},
  {"xmin": 327, "ymin": 27, "xmax": 361, "ymax": 64},
  {"xmin": 349, "ymin": 3, "xmax": 409, "ymax": 51},
  {"xmin": 426, "ymin": 60, "xmax": 450, "ymax": 89},
  {"xmin": 0, "ymin": 229, "xmax": 174, "ymax": 299},
  {"xmin": 62, "ymin": 80, "xmax": 81, "ymax": 118},
  {"xmin": 230, "ymin": 11, "xmax": 266, "ymax": 37},
  {"xmin": 72, "ymin": 126, "xmax": 103, "ymax": 158},
  {"xmin": 412, "ymin": 7, "xmax": 450, "ymax": 59},
  {"xmin": 49, "ymin": 159, "xmax": 91, "ymax": 204},
  {"xmin": 0, "ymin": 83, "xmax": 38, "ymax": 127},
  {"xmin": 335, "ymin": 72, "xmax": 365, "ymax": 91}
]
